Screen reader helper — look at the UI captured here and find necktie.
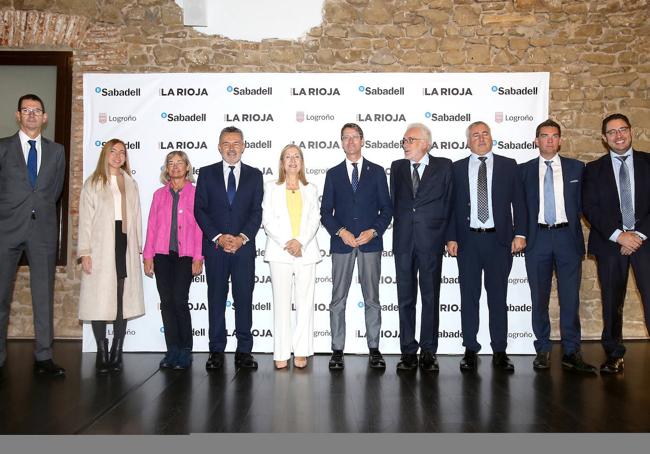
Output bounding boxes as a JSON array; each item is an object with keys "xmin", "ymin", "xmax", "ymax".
[
  {"xmin": 412, "ymin": 162, "xmax": 420, "ymax": 197},
  {"xmin": 543, "ymin": 160, "xmax": 556, "ymax": 225},
  {"xmin": 617, "ymin": 156, "xmax": 634, "ymax": 229},
  {"xmin": 351, "ymin": 162, "xmax": 359, "ymax": 193},
  {"xmin": 27, "ymin": 140, "xmax": 37, "ymax": 188},
  {"xmin": 227, "ymin": 165, "xmax": 236, "ymax": 206},
  {"xmin": 477, "ymin": 157, "xmax": 489, "ymax": 223}
]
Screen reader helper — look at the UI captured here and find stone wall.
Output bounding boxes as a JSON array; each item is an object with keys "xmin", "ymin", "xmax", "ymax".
[{"xmin": 1, "ymin": 0, "xmax": 649, "ymax": 340}]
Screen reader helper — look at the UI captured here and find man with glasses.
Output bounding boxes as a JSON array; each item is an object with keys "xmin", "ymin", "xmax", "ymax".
[
  {"xmin": 447, "ymin": 121, "xmax": 526, "ymax": 372},
  {"xmin": 321, "ymin": 123, "xmax": 392, "ymax": 370},
  {"xmin": 390, "ymin": 123, "xmax": 453, "ymax": 372},
  {"xmin": 0, "ymin": 94, "xmax": 66, "ymax": 377},
  {"xmin": 583, "ymin": 113, "xmax": 650, "ymax": 374},
  {"xmin": 195, "ymin": 126, "xmax": 263, "ymax": 370}
]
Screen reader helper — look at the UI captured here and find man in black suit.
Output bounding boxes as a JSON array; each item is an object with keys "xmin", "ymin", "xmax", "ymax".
[
  {"xmin": 0, "ymin": 94, "xmax": 66, "ymax": 376},
  {"xmin": 390, "ymin": 123, "xmax": 453, "ymax": 372},
  {"xmin": 583, "ymin": 113, "xmax": 650, "ymax": 374},
  {"xmin": 447, "ymin": 121, "xmax": 526, "ymax": 372},
  {"xmin": 520, "ymin": 119, "xmax": 596, "ymax": 373},
  {"xmin": 195, "ymin": 126, "xmax": 263, "ymax": 370}
]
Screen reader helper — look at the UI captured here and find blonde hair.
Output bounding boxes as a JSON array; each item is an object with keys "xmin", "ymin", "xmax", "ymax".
[
  {"xmin": 277, "ymin": 144, "xmax": 308, "ymax": 186},
  {"xmin": 159, "ymin": 150, "xmax": 195, "ymax": 184},
  {"xmin": 90, "ymin": 139, "xmax": 131, "ymax": 186}
]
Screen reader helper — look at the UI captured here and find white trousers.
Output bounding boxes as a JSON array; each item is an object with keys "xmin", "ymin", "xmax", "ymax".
[{"xmin": 268, "ymin": 261, "xmax": 316, "ymax": 361}]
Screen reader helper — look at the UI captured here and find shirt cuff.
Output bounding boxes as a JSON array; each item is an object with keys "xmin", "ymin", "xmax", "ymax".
[{"xmin": 609, "ymin": 229, "xmax": 623, "ymax": 243}]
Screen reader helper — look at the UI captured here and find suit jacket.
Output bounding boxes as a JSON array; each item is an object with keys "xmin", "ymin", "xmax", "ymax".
[
  {"xmin": 447, "ymin": 154, "xmax": 527, "ymax": 247},
  {"xmin": 262, "ymin": 179, "xmax": 321, "ymax": 264},
  {"xmin": 390, "ymin": 155, "xmax": 453, "ymax": 255},
  {"xmin": 0, "ymin": 132, "xmax": 65, "ymax": 246},
  {"xmin": 520, "ymin": 156, "xmax": 585, "ymax": 256},
  {"xmin": 194, "ymin": 161, "xmax": 263, "ymax": 258},
  {"xmin": 320, "ymin": 158, "xmax": 392, "ymax": 254},
  {"xmin": 583, "ymin": 149, "xmax": 650, "ymax": 257}
]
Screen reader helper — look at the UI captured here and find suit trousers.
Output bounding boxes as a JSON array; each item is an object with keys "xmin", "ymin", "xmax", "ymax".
[
  {"xmin": 0, "ymin": 223, "xmax": 57, "ymax": 365},
  {"xmin": 457, "ymin": 231, "xmax": 513, "ymax": 353},
  {"xmin": 268, "ymin": 261, "xmax": 315, "ymax": 360},
  {"xmin": 525, "ymin": 228, "xmax": 582, "ymax": 355},
  {"xmin": 329, "ymin": 250, "xmax": 381, "ymax": 351},
  {"xmin": 154, "ymin": 252, "xmax": 194, "ymax": 351},
  {"xmin": 395, "ymin": 249, "xmax": 443, "ymax": 354},
  {"xmin": 595, "ymin": 249, "xmax": 650, "ymax": 358},
  {"xmin": 204, "ymin": 247, "xmax": 255, "ymax": 353}
]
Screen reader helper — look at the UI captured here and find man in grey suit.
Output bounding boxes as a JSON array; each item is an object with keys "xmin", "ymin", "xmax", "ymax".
[{"xmin": 0, "ymin": 94, "xmax": 66, "ymax": 376}]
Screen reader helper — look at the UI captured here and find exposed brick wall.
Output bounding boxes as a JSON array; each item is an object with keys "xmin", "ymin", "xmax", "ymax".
[{"xmin": 1, "ymin": 0, "xmax": 649, "ymax": 339}]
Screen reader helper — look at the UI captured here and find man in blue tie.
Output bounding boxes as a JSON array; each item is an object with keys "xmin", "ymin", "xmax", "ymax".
[
  {"xmin": 195, "ymin": 126, "xmax": 263, "ymax": 370},
  {"xmin": 321, "ymin": 123, "xmax": 393, "ymax": 370},
  {"xmin": 520, "ymin": 120, "xmax": 596, "ymax": 373},
  {"xmin": 0, "ymin": 94, "xmax": 66, "ymax": 377},
  {"xmin": 583, "ymin": 113, "xmax": 650, "ymax": 374}
]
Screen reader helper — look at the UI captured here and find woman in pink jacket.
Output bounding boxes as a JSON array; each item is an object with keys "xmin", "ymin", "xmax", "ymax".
[{"xmin": 143, "ymin": 151, "xmax": 203, "ymax": 370}]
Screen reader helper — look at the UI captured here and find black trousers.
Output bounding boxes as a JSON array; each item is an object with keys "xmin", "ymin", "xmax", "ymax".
[{"xmin": 154, "ymin": 252, "xmax": 194, "ymax": 350}]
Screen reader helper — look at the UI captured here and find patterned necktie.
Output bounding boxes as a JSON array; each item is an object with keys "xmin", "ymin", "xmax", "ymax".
[
  {"xmin": 412, "ymin": 162, "xmax": 420, "ymax": 197},
  {"xmin": 27, "ymin": 140, "xmax": 37, "ymax": 188},
  {"xmin": 617, "ymin": 156, "xmax": 635, "ymax": 229},
  {"xmin": 351, "ymin": 162, "xmax": 359, "ymax": 193},
  {"xmin": 227, "ymin": 165, "xmax": 236, "ymax": 206},
  {"xmin": 477, "ymin": 157, "xmax": 489, "ymax": 223},
  {"xmin": 544, "ymin": 160, "xmax": 556, "ymax": 225}
]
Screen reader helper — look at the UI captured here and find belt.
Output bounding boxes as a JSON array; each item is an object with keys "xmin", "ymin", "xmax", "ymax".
[
  {"xmin": 538, "ymin": 222, "xmax": 568, "ymax": 230},
  {"xmin": 469, "ymin": 227, "xmax": 496, "ymax": 233}
]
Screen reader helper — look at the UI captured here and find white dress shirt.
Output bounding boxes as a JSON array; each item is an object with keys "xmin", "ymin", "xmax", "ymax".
[{"xmin": 537, "ymin": 155, "xmax": 568, "ymax": 224}]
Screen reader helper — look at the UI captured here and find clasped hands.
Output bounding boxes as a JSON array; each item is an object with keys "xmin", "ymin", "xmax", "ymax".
[
  {"xmin": 339, "ymin": 228, "xmax": 375, "ymax": 248},
  {"xmin": 618, "ymin": 231, "xmax": 644, "ymax": 256},
  {"xmin": 445, "ymin": 237, "xmax": 526, "ymax": 257},
  {"xmin": 284, "ymin": 239, "xmax": 303, "ymax": 257},
  {"xmin": 218, "ymin": 234, "xmax": 245, "ymax": 254}
]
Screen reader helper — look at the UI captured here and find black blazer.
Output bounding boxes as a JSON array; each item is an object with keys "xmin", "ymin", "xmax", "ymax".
[
  {"xmin": 390, "ymin": 155, "xmax": 453, "ymax": 255},
  {"xmin": 583, "ymin": 149, "xmax": 650, "ymax": 257}
]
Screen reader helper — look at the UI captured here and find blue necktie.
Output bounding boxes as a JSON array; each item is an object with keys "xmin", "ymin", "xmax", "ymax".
[
  {"xmin": 351, "ymin": 162, "xmax": 359, "ymax": 193},
  {"xmin": 543, "ymin": 161, "xmax": 556, "ymax": 225},
  {"xmin": 227, "ymin": 166, "xmax": 236, "ymax": 206},
  {"xmin": 617, "ymin": 156, "xmax": 634, "ymax": 229},
  {"xmin": 27, "ymin": 140, "xmax": 37, "ymax": 188}
]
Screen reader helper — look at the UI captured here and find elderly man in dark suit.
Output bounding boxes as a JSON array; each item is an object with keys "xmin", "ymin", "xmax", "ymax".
[
  {"xmin": 321, "ymin": 123, "xmax": 393, "ymax": 371},
  {"xmin": 195, "ymin": 126, "xmax": 263, "ymax": 370},
  {"xmin": 583, "ymin": 113, "xmax": 650, "ymax": 374},
  {"xmin": 0, "ymin": 94, "xmax": 66, "ymax": 376},
  {"xmin": 390, "ymin": 123, "xmax": 453, "ymax": 372},
  {"xmin": 520, "ymin": 119, "xmax": 596, "ymax": 373},
  {"xmin": 447, "ymin": 121, "xmax": 527, "ymax": 372}
]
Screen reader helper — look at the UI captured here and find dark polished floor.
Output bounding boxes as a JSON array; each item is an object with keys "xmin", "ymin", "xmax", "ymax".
[{"xmin": 1, "ymin": 339, "xmax": 650, "ymax": 434}]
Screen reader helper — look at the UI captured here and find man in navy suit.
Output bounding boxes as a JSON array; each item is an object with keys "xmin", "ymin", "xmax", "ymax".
[
  {"xmin": 520, "ymin": 119, "xmax": 596, "ymax": 373},
  {"xmin": 320, "ymin": 123, "xmax": 393, "ymax": 370},
  {"xmin": 447, "ymin": 121, "xmax": 526, "ymax": 372},
  {"xmin": 390, "ymin": 123, "xmax": 453, "ymax": 372},
  {"xmin": 195, "ymin": 126, "xmax": 263, "ymax": 370},
  {"xmin": 583, "ymin": 113, "xmax": 650, "ymax": 374}
]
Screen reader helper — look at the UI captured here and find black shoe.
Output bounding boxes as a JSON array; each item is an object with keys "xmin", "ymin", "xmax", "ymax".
[
  {"xmin": 159, "ymin": 346, "xmax": 178, "ymax": 370},
  {"xmin": 329, "ymin": 350, "xmax": 344, "ymax": 370},
  {"xmin": 460, "ymin": 349, "xmax": 478, "ymax": 371},
  {"xmin": 562, "ymin": 352, "xmax": 597, "ymax": 374},
  {"xmin": 368, "ymin": 349, "xmax": 386, "ymax": 369},
  {"xmin": 600, "ymin": 356, "xmax": 624, "ymax": 374},
  {"xmin": 533, "ymin": 352, "xmax": 550, "ymax": 370},
  {"xmin": 492, "ymin": 351, "xmax": 515, "ymax": 372},
  {"xmin": 205, "ymin": 352, "xmax": 224, "ymax": 370},
  {"xmin": 33, "ymin": 359, "xmax": 65, "ymax": 377},
  {"xmin": 419, "ymin": 350, "xmax": 439, "ymax": 372},
  {"xmin": 108, "ymin": 338, "xmax": 124, "ymax": 373},
  {"xmin": 95, "ymin": 339, "xmax": 110, "ymax": 375},
  {"xmin": 234, "ymin": 352, "xmax": 258, "ymax": 369},
  {"xmin": 396, "ymin": 353, "xmax": 418, "ymax": 371}
]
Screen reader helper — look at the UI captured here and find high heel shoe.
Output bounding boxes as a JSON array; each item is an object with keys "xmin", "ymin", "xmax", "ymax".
[
  {"xmin": 293, "ymin": 356, "xmax": 307, "ymax": 369},
  {"xmin": 274, "ymin": 360, "xmax": 288, "ymax": 369}
]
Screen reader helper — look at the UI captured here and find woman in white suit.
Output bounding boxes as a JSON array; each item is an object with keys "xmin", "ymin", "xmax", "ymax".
[{"xmin": 262, "ymin": 144, "xmax": 321, "ymax": 369}]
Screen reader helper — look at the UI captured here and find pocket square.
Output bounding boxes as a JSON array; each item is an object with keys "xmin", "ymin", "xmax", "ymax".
[{"xmin": 570, "ymin": 179, "xmax": 579, "ymax": 183}]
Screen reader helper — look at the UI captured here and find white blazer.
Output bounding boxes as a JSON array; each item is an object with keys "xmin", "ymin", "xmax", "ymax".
[{"xmin": 262, "ymin": 179, "xmax": 321, "ymax": 264}]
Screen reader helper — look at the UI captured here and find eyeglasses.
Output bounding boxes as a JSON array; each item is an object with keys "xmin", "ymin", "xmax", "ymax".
[
  {"xmin": 401, "ymin": 137, "xmax": 425, "ymax": 146},
  {"xmin": 19, "ymin": 107, "xmax": 43, "ymax": 116},
  {"xmin": 341, "ymin": 135, "xmax": 361, "ymax": 141},
  {"xmin": 605, "ymin": 126, "xmax": 630, "ymax": 137}
]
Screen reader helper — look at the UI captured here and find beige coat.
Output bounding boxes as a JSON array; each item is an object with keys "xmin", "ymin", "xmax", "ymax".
[{"xmin": 78, "ymin": 170, "xmax": 145, "ymax": 321}]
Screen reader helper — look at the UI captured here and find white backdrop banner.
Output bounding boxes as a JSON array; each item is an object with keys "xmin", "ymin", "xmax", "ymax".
[{"xmin": 82, "ymin": 72, "xmax": 549, "ymax": 354}]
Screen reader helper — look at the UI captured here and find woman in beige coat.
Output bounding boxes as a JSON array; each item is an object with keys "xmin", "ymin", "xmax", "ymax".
[{"xmin": 78, "ymin": 138, "xmax": 144, "ymax": 374}]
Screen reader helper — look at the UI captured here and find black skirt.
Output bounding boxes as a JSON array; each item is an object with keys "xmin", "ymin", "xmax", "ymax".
[{"xmin": 115, "ymin": 220, "xmax": 128, "ymax": 279}]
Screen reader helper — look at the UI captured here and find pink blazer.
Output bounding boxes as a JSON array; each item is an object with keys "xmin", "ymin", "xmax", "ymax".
[{"xmin": 143, "ymin": 182, "xmax": 204, "ymax": 261}]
